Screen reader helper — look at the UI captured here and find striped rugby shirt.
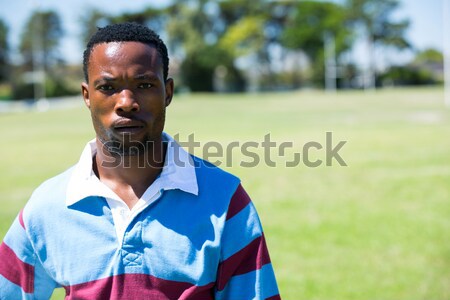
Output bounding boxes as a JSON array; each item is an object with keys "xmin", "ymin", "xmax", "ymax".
[{"xmin": 0, "ymin": 133, "xmax": 280, "ymax": 299}]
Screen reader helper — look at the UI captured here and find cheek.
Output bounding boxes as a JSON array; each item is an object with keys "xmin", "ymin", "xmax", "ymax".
[
  {"xmin": 139, "ymin": 98, "xmax": 165, "ymax": 115},
  {"xmin": 89, "ymin": 98, "xmax": 116, "ymax": 128},
  {"xmin": 90, "ymin": 108, "xmax": 114, "ymax": 140},
  {"xmin": 90, "ymin": 109, "xmax": 106, "ymax": 131},
  {"xmin": 89, "ymin": 95, "xmax": 115, "ymax": 117}
]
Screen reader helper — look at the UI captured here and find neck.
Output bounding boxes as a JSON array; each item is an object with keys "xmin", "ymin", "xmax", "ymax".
[{"xmin": 93, "ymin": 137, "xmax": 166, "ymax": 201}]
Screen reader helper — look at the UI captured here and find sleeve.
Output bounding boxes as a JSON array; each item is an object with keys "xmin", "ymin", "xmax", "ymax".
[
  {"xmin": 0, "ymin": 209, "xmax": 58, "ymax": 300},
  {"xmin": 215, "ymin": 184, "xmax": 281, "ymax": 300}
]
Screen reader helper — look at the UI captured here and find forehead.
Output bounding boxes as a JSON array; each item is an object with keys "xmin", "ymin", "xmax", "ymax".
[{"xmin": 88, "ymin": 41, "xmax": 162, "ymax": 75}]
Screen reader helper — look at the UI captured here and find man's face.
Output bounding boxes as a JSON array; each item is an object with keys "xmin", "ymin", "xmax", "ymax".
[{"xmin": 82, "ymin": 41, "xmax": 173, "ymax": 156}]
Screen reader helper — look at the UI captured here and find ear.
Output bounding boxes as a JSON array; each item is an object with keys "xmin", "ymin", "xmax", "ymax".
[
  {"xmin": 81, "ymin": 82, "xmax": 90, "ymax": 108},
  {"xmin": 164, "ymin": 78, "xmax": 174, "ymax": 107}
]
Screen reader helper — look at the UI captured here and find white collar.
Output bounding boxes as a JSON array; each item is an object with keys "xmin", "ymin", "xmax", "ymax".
[{"xmin": 66, "ymin": 132, "xmax": 198, "ymax": 206}]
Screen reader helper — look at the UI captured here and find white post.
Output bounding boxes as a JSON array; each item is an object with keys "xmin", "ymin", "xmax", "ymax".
[
  {"xmin": 443, "ymin": 0, "xmax": 450, "ymax": 107},
  {"xmin": 30, "ymin": 0, "xmax": 46, "ymax": 103},
  {"xmin": 324, "ymin": 32, "xmax": 337, "ymax": 92},
  {"xmin": 365, "ymin": 29, "xmax": 376, "ymax": 91}
]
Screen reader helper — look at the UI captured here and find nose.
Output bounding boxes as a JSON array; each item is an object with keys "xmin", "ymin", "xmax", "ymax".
[{"xmin": 115, "ymin": 89, "xmax": 139, "ymax": 113}]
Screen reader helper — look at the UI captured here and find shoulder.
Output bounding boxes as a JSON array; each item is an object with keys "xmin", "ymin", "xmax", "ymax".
[
  {"xmin": 22, "ymin": 166, "xmax": 75, "ymax": 221},
  {"xmin": 30, "ymin": 166, "xmax": 74, "ymax": 202},
  {"xmin": 189, "ymin": 154, "xmax": 253, "ymax": 219},
  {"xmin": 191, "ymin": 154, "xmax": 241, "ymax": 196}
]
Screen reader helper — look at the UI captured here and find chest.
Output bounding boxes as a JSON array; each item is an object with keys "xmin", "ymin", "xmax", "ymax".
[{"xmin": 36, "ymin": 194, "xmax": 226, "ymax": 287}]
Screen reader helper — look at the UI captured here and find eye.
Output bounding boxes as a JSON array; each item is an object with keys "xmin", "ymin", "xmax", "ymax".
[
  {"xmin": 97, "ymin": 84, "xmax": 114, "ymax": 91},
  {"xmin": 138, "ymin": 83, "xmax": 152, "ymax": 89}
]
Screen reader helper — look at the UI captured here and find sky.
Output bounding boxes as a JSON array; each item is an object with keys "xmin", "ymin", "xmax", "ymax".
[{"xmin": 0, "ymin": 0, "xmax": 445, "ymax": 65}]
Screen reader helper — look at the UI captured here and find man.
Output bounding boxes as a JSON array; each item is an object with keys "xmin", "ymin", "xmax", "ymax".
[{"xmin": 0, "ymin": 23, "xmax": 280, "ymax": 299}]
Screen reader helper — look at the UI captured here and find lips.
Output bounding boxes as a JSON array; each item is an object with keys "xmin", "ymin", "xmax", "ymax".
[{"xmin": 112, "ymin": 118, "xmax": 145, "ymax": 134}]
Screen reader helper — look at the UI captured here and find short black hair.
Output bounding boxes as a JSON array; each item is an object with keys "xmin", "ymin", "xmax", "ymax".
[{"xmin": 83, "ymin": 22, "xmax": 169, "ymax": 82}]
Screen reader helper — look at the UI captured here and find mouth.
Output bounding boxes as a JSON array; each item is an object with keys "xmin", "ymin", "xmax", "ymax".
[
  {"xmin": 114, "ymin": 126, "xmax": 144, "ymax": 134},
  {"xmin": 113, "ymin": 119, "xmax": 146, "ymax": 134}
]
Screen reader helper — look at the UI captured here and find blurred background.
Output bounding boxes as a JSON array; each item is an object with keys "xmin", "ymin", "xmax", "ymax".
[
  {"xmin": 0, "ymin": 1, "xmax": 449, "ymax": 299},
  {"xmin": 0, "ymin": 0, "xmax": 446, "ymax": 99}
]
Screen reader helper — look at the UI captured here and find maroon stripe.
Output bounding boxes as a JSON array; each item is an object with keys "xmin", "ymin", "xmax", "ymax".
[
  {"xmin": 0, "ymin": 242, "xmax": 34, "ymax": 293},
  {"xmin": 64, "ymin": 273, "xmax": 214, "ymax": 300},
  {"xmin": 226, "ymin": 184, "xmax": 251, "ymax": 220},
  {"xmin": 266, "ymin": 294, "xmax": 281, "ymax": 300},
  {"xmin": 178, "ymin": 281, "xmax": 215, "ymax": 300},
  {"xmin": 19, "ymin": 209, "xmax": 25, "ymax": 230},
  {"xmin": 217, "ymin": 234, "xmax": 271, "ymax": 291}
]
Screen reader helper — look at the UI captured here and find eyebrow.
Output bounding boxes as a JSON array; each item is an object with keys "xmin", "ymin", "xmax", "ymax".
[
  {"xmin": 93, "ymin": 77, "xmax": 115, "ymax": 86},
  {"xmin": 92, "ymin": 73, "xmax": 158, "ymax": 86},
  {"xmin": 134, "ymin": 73, "xmax": 158, "ymax": 80}
]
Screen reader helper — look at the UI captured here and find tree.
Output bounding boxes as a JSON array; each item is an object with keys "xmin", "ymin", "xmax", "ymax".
[
  {"xmin": 219, "ymin": 16, "xmax": 265, "ymax": 58},
  {"xmin": 410, "ymin": 48, "xmax": 444, "ymax": 83},
  {"xmin": 346, "ymin": 0, "xmax": 410, "ymax": 88},
  {"xmin": 413, "ymin": 48, "xmax": 443, "ymax": 65},
  {"xmin": 13, "ymin": 10, "xmax": 74, "ymax": 100},
  {"xmin": 110, "ymin": 7, "xmax": 167, "ymax": 35},
  {"xmin": 217, "ymin": 1, "xmax": 297, "ymax": 91},
  {"xmin": 165, "ymin": 2, "xmax": 216, "ymax": 91},
  {"xmin": 19, "ymin": 10, "xmax": 64, "ymax": 70},
  {"xmin": 281, "ymin": 1, "xmax": 352, "ymax": 87},
  {"xmin": 0, "ymin": 19, "xmax": 8, "ymax": 82},
  {"xmin": 80, "ymin": 7, "xmax": 166, "ymax": 49},
  {"xmin": 379, "ymin": 65, "xmax": 435, "ymax": 86},
  {"xmin": 166, "ymin": 1, "xmax": 246, "ymax": 92},
  {"xmin": 80, "ymin": 9, "xmax": 110, "ymax": 46}
]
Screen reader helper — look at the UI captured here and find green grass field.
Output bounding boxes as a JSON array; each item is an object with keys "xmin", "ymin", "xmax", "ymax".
[{"xmin": 1, "ymin": 87, "xmax": 449, "ymax": 299}]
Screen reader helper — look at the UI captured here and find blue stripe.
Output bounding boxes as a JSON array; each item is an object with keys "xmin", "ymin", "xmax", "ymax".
[
  {"xmin": 0, "ymin": 272, "xmax": 56, "ymax": 300},
  {"xmin": 33, "ymin": 258, "xmax": 60, "ymax": 299},
  {"xmin": 26, "ymin": 195, "xmax": 121, "ymax": 286},
  {"xmin": 215, "ymin": 263, "xmax": 279, "ymax": 300},
  {"xmin": 221, "ymin": 202, "xmax": 263, "ymax": 261},
  {"xmin": 138, "ymin": 190, "xmax": 224, "ymax": 286},
  {"xmin": 2, "ymin": 217, "xmax": 35, "ymax": 265},
  {"xmin": 0, "ymin": 274, "xmax": 31, "ymax": 299}
]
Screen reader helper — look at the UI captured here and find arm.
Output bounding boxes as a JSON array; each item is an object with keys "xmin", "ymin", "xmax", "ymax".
[
  {"xmin": 215, "ymin": 184, "xmax": 281, "ymax": 300},
  {"xmin": 0, "ymin": 209, "xmax": 58, "ymax": 300}
]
